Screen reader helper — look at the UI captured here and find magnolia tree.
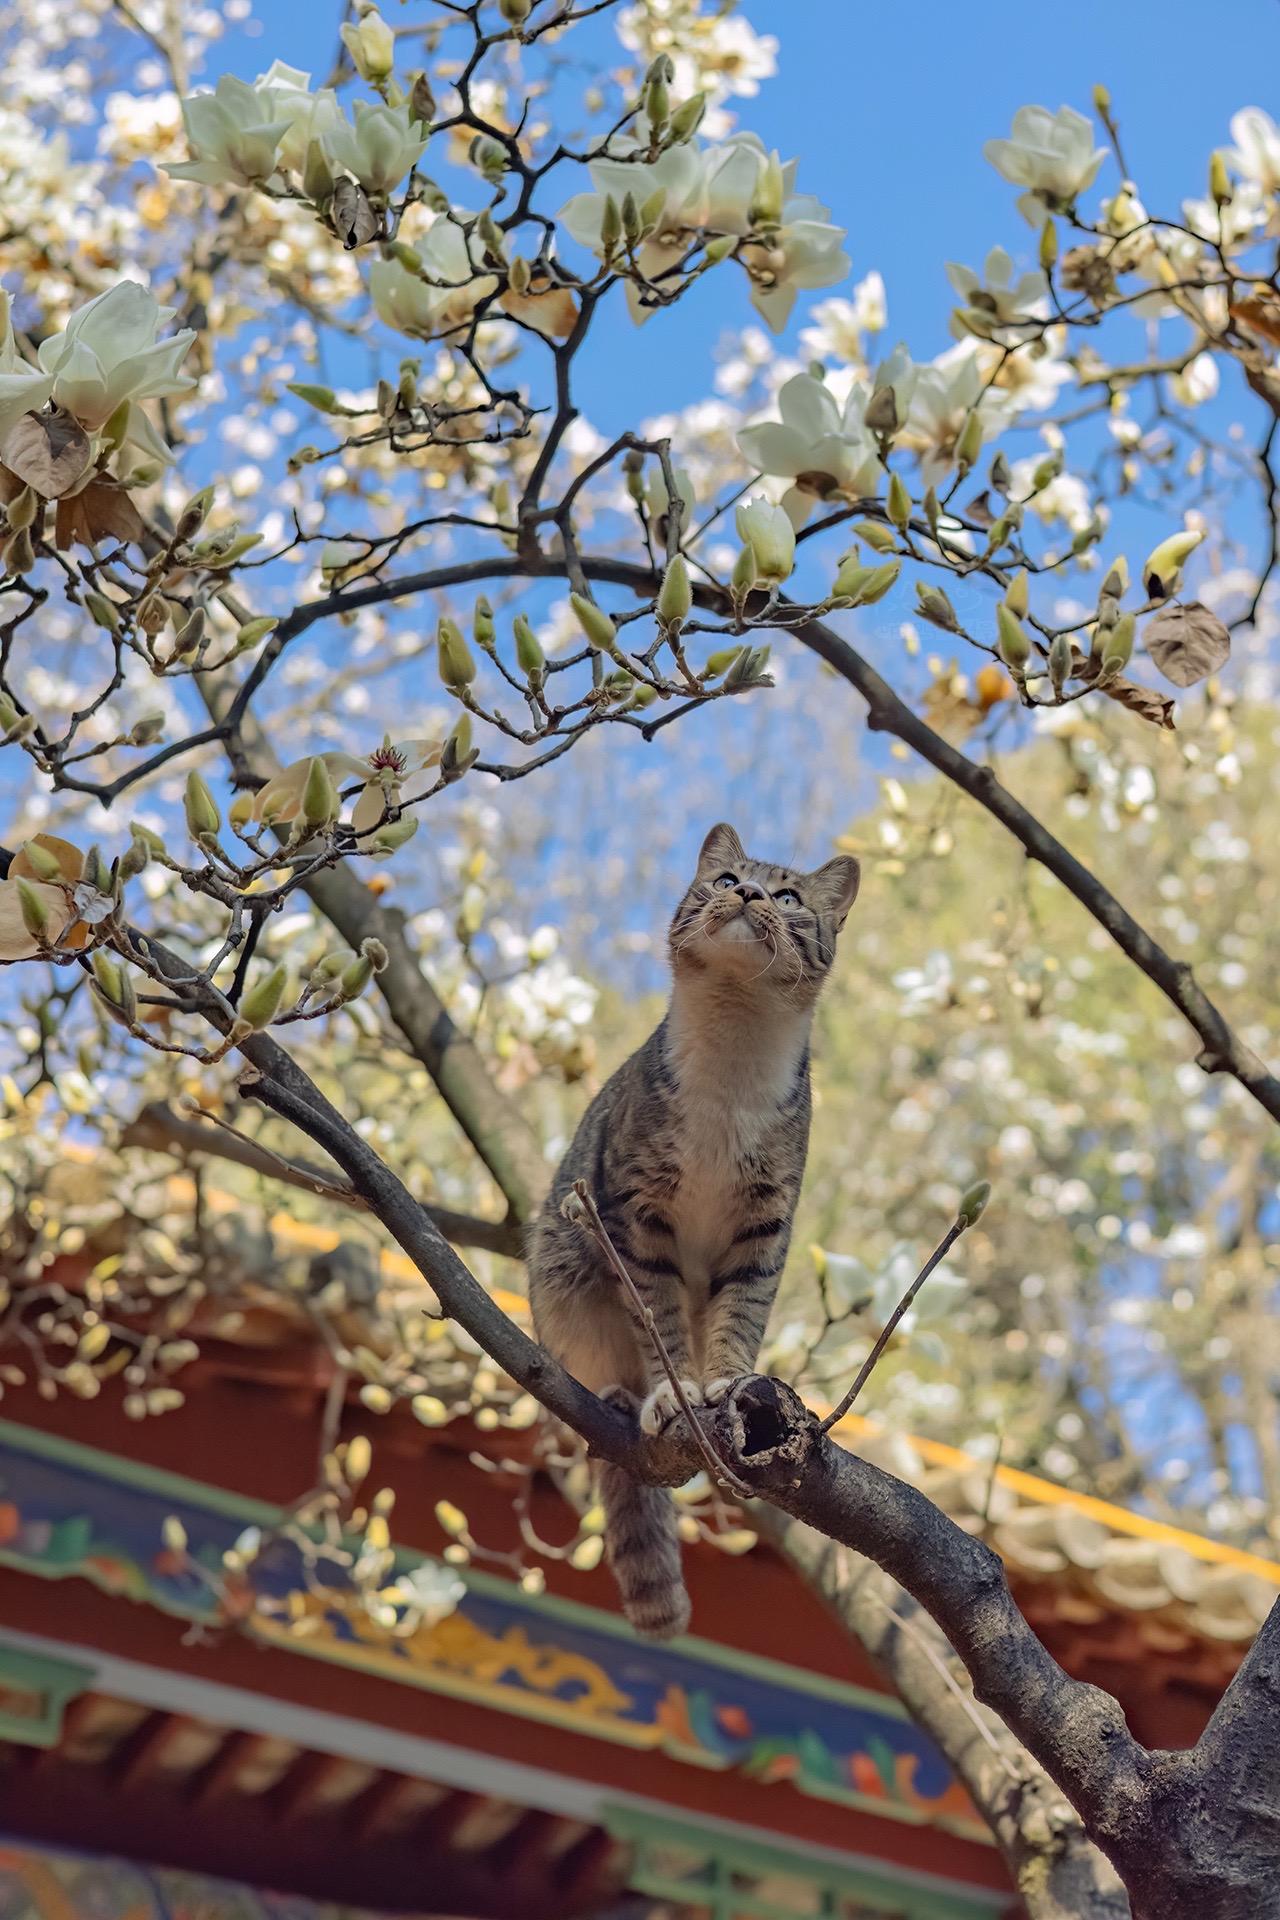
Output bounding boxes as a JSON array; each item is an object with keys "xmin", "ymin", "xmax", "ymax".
[{"xmin": 3, "ymin": 2, "xmax": 1280, "ymax": 1913}]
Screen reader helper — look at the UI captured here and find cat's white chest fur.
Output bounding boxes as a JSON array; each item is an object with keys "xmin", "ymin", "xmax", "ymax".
[{"xmin": 663, "ymin": 987, "xmax": 810, "ymax": 1294}]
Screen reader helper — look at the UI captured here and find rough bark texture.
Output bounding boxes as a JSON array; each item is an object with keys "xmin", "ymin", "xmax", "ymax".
[{"xmin": 759, "ymin": 1511, "xmax": 1131, "ymax": 1920}]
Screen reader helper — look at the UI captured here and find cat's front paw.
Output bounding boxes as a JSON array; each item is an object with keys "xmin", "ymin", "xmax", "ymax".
[
  {"xmin": 640, "ymin": 1379, "xmax": 704, "ymax": 1435},
  {"xmin": 702, "ymin": 1375, "xmax": 745, "ymax": 1408}
]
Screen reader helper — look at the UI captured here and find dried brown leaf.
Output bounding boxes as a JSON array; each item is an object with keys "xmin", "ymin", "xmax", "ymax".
[
  {"xmin": 1143, "ymin": 600, "xmax": 1230, "ymax": 688},
  {"xmin": 331, "ymin": 177, "xmax": 380, "ymax": 250},
  {"xmin": 54, "ymin": 477, "xmax": 146, "ymax": 551},
  {"xmin": 0, "ymin": 409, "xmax": 92, "ymax": 498}
]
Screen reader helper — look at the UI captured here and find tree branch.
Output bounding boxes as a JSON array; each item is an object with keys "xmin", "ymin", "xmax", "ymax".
[{"xmin": 119, "ymin": 1099, "xmax": 524, "ymax": 1257}]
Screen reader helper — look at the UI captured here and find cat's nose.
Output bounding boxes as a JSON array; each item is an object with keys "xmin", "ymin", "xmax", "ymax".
[{"xmin": 734, "ymin": 880, "xmax": 765, "ymax": 903}]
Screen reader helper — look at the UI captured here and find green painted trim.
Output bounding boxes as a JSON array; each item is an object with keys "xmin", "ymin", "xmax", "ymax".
[
  {"xmin": 0, "ymin": 1418, "xmax": 911, "ymax": 1725},
  {"xmin": 0, "ymin": 1641, "xmax": 93, "ymax": 1748},
  {"xmin": 604, "ymin": 1805, "xmax": 1003, "ymax": 1919}
]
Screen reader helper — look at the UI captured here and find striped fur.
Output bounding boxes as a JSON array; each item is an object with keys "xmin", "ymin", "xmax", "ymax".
[{"xmin": 528, "ymin": 824, "xmax": 859, "ymax": 1639}]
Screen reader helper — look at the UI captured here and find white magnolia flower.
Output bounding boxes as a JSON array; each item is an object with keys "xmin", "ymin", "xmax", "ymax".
[
  {"xmin": 900, "ymin": 342, "xmax": 1016, "ymax": 485},
  {"xmin": 252, "ymin": 736, "xmax": 442, "ymax": 836},
  {"xmin": 983, "ymin": 106, "xmax": 1108, "ymax": 220},
  {"xmin": 1227, "ymin": 107, "xmax": 1280, "ymax": 194},
  {"xmin": 1171, "ymin": 351, "xmax": 1220, "ymax": 408},
  {"xmin": 324, "ymin": 100, "xmax": 428, "ymax": 196},
  {"xmin": 0, "ymin": 291, "xmax": 55, "ymax": 441},
  {"xmin": 735, "ymin": 495, "xmax": 794, "ymax": 580},
  {"xmin": 1183, "ymin": 179, "xmax": 1267, "ymax": 246},
  {"xmin": 37, "ymin": 281, "xmax": 196, "ymax": 435},
  {"xmin": 737, "ymin": 368, "xmax": 883, "ymax": 511},
  {"xmin": 369, "ymin": 218, "xmax": 497, "ymax": 339},
  {"xmin": 257, "ymin": 62, "xmax": 345, "ymax": 175},
  {"xmin": 980, "ymin": 330, "xmax": 1071, "ymax": 415},
  {"xmin": 167, "ymin": 73, "xmax": 292, "ymax": 187},
  {"xmin": 947, "ymin": 246, "xmax": 1047, "ymax": 338},
  {"xmin": 1009, "ymin": 456, "xmax": 1094, "ymax": 534},
  {"xmin": 798, "ymin": 272, "xmax": 887, "ymax": 365},
  {"xmin": 558, "ymin": 131, "xmax": 847, "ymax": 331}
]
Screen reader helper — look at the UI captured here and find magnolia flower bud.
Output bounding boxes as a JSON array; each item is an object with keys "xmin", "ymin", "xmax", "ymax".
[
  {"xmin": 1039, "ymin": 219, "xmax": 1058, "ymax": 271},
  {"xmin": 118, "ymin": 835, "xmax": 150, "ymax": 880},
  {"xmin": 16, "ymin": 880, "xmax": 52, "ymax": 943},
  {"xmin": 341, "ymin": 7, "xmax": 395, "ymax": 82},
  {"xmin": 1209, "ymin": 149, "xmax": 1232, "ymax": 208},
  {"xmin": 1003, "ymin": 571, "xmax": 1029, "ymax": 618},
  {"xmin": 371, "ymin": 816, "xmax": 419, "ymax": 854},
  {"xmin": 239, "ymin": 963, "xmax": 289, "ymax": 1032},
  {"xmin": 301, "ymin": 755, "xmax": 342, "ymax": 828},
  {"xmin": 730, "ymin": 542, "xmax": 758, "ymax": 605},
  {"xmin": 470, "ymin": 134, "xmax": 507, "ymax": 180},
  {"xmin": 832, "ymin": 556, "xmax": 899, "ymax": 606},
  {"xmin": 287, "ymin": 382, "xmax": 340, "ymax": 413},
  {"xmin": 361, "ymin": 937, "xmax": 389, "ymax": 972},
  {"xmin": 409, "ymin": 72, "xmax": 435, "ymax": 123},
  {"xmin": 513, "ymin": 613, "xmax": 545, "ymax": 689},
  {"xmin": 955, "ymin": 408, "xmax": 983, "ymax": 472},
  {"xmin": 470, "ymin": 597, "xmax": 496, "ymax": 657},
  {"xmin": 734, "ymin": 497, "xmax": 794, "ymax": 583},
  {"xmin": 173, "ymin": 607, "xmax": 205, "ymax": 655},
  {"xmin": 668, "ymin": 93, "xmax": 706, "ymax": 144},
  {"xmin": 863, "ymin": 385, "xmax": 899, "ymax": 438},
  {"xmin": 703, "ymin": 231, "xmax": 737, "ymax": 265},
  {"xmin": 441, "ymin": 712, "xmax": 474, "ymax": 781},
  {"xmin": 128, "ymin": 712, "xmax": 165, "ymax": 746},
  {"xmin": 1142, "ymin": 529, "xmax": 1202, "ymax": 599},
  {"xmin": 184, "ymin": 770, "xmax": 221, "ymax": 841},
  {"xmin": 85, "ymin": 592, "xmax": 121, "ymax": 634},
  {"xmin": 0, "ymin": 692, "xmax": 17, "ymax": 733},
  {"xmin": 92, "ymin": 950, "xmax": 136, "ymax": 1023},
  {"xmin": 1048, "ymin": 630, "xmax": 1072, "ymax": 693},
  {"xmin": 235, "ymin": 616, "xmax": 277, "ymax": 651},
  {"xmin": 339, "ymin": 953, "xmax": 375, "ymax": 1000},
  {"xmin": 915, "ymin": 582, "xmax": 958, "ymax": 631},
  {"xmin": 7, "ymin": 486, "xmax": 36, "ymax": 531},
  {"xmin": 644, "ymin": 70, "xmax": 669, "ymax": 136},
  {"xmin": 137, "ymin": 592, "xmax": 168, "ymax": 635},
  {"xmin": 570, "ymin": 592, "xmax": 620, "ymax": 653},
  {"xmin": 1099, "ymin": 610, "xmax": 1135, "ymax": 678},
  {"xmin": 228, "ymin": 792, "xmax": 255, "ymax": 829},
  {"xmin": 957, "ymin": 1180, "xmax": 991, "ymax": 1228},
  {"xmin": 724, "ymin": 643, "xmax": 771, "ymax": 690},
  {"xmin": 852, "ymin": 520, "xmax": 897, "ymax": 554},
  {"xmin": 996, "ymin": 604, "xmax": 1032, "ymax": 671},
  {"xmin": 886, "ymin": 471, "xmax": 912, "ymax": 531},
  {"xmin": 507, "ymin": 254, "xmax": 532, "ymax": 297},
  {"xmin": 498, "ymin": 0, "xmax": 531, "ymax": 20},
  {"xmin": 656, "ymin": 553, "xmax": 693, "ymax": 635},
  {"xmin": 175, "ymin": 486, "xmax": 214, "ymax": 543},
  {"xmin": 703, "ymin": 645, "xmax": 743, "ymax": 679},
  {"xmin": 621, "ymin": 191, "xmax": 641, "ymax": 247},
  {"xmin": 3, "ymin": 527, "xmax": 34, "ymax": 576},
  {"xmin": 437, "ymin": 616, "xmax": 476, "ymax": 688},
  {"xmin": 600, "ymin": 194, "xmax": 622, "ymax": 260}
]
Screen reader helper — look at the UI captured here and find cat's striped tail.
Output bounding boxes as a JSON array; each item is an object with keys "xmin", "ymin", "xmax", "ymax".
[{"xmin": 598, "ymin": 1461, "xmax": 690, "ymax": 1640}]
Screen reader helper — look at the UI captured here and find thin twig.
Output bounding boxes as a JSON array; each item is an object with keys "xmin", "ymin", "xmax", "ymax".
[
  {"xmin": 820, "ymin": 1218, "xmax": 967, "ymax": 1432},
  {"xmin": 568, "ymin": 1180, "xmax": 751, "ymax": 1498}
]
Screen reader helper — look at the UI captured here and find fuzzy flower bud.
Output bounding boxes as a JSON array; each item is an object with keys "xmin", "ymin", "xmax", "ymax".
[
  {"xmin": 16, "ymin": 880, "xmax": 53, "ymax": 943},
  {"xmin": 1099, "ymin": 609, "xmax": 1135, "ymax": 678},
  {"xmin": 569, "ymin": 592, "xmax": 620, "ymax": 653},
  {"xmin": 915, "ymin": 582, "xmax": 958, "ymax": 631},
  {"xmin": 184, "ymin": 771, "xmax": 221, "ymax": 841},
  {"xmin": 513, "ymin": 613, "xmax": 545, "ymax": 688},
  {"xmin": 1048, "ymin": 630, "xmax": 1072, "ymax": 692},
  {"xmin": 886, "ymin": 471, "xmax": 912, "ymax": 531},
  {"xmin": 996, "ymin": 604, "xmax": 1032, "ymax": 671},
  {"xmin": 832, "ymin": 555, "xmax": 899, "ymax": 606},
  {"xmin": 301, "ymin": 755, "xmax": 342, "ymax": 829},
  {"xmin": 437, "ymin": 616, "xmax": 476, "ymax": 689},
  {"xmin": 92, "ymin": 949, "xmax": 136, "ymax": 1022},
  {"xmin": 852, "ymin": 520, "xmax": 898, "ymax": 554},
  {"xmin": 239, "ymin": 963, "xmax": 289, "ymax": 1032},
  {"xmin": 1003, "ymin": 571, "xmax": 1029, "ymax": 619},
  {"xmin": 85, "ymin": 591, "xmax": 121, "ymax": 634},
  {"xmin": 656, "ymin": 553, "xmax": 693, "ymax": 635},
  {"xmin": 472, "ymin": 597, "xmax": 496, "ymax": 655},
  {"xmin": 957, "ymin": 1180, "xmax": 991, "ymax": 1228}
]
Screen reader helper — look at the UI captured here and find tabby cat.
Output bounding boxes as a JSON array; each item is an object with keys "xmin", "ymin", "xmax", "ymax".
[{"xmin": 528, "ymin": 823, "xmax": 860, "ymax": 1638}]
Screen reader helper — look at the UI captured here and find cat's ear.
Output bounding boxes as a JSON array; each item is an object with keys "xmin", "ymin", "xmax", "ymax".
[
  {"xmin": 808, "ymin": 853, "xmax": 861, "ymax": 929},
  {"xmin": 697, "ymin": 822, "xmax": 746, "ymax": 873}
]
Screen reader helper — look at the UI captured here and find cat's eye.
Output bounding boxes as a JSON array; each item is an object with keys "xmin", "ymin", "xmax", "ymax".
[
  {"xmin": 712, "ymin": 872, "xmax": 738, "ymax": 890},
  {"xmin": 774, "ymin": 888, "xmax": 801, "ymax": 908}
]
